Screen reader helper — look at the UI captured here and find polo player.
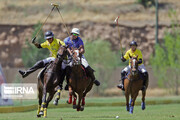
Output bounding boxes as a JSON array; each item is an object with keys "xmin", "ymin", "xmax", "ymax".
[
  {"xmin": 19, "ymin": 31, "xmax": 65, "ymax": 78},
  {"xmin": 117, "ymin": 41, "xmax": 148, "ymax": 91},
  {"xmin": 61, "ymin": 28, "xmax": 100, "ymax": 90}
]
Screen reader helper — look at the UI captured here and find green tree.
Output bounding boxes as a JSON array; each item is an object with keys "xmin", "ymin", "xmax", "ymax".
[
  {"xmin": 137, "ymin": 0, "xmax": 155, "ymax": 8},
  {"xmin": 151, "ymin": 10, "xmax": 180, "ymax": 95},
  {"xmin": 21, "ymin": 23, "xmax": 49, "ymax": 68},
  {"xmin": 84, "ymin": 40, "xmax": 121, "ymax": 94}
]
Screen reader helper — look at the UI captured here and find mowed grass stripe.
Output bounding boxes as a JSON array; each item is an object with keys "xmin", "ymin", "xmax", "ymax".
[{"xmin": 0, "ymin": 97, "xmax": 180, "ymax": 113}]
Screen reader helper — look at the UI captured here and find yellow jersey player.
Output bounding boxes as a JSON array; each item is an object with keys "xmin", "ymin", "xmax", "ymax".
[
  {"xmin": 117, "ymin": 41, "xmax": 148, "ymax": 91},
  {"xmin": 19, "ymin": 31, "xmax": 65, "ymax": 78}
]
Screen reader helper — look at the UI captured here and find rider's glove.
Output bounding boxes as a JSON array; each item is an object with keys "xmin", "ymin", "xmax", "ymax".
[{"xmin": 138, "ymin": 59, "xmax": 142, "ymax": 64}]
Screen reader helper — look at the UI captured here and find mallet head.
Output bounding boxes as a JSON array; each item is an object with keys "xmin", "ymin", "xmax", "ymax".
[
  {"xmin": 114, "ymin": 16, "xmax": 119, "ymax": 23},
  {"xmin": 51, "ymin": 3, "xmax": 60, "ymax": 7}
]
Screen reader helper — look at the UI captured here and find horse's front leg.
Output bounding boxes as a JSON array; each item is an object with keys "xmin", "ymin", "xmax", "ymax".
[
  {"xmin": 72, "ymin": 92, "xmax": 77, "ymax": 109},
  {"xmin": 77, "ymin": 93, "xmax": 83, "ymax": 111},
  {"xmin": 53, "ymin": 85, "xmax": 61, "ymax": 105},
  {"xmin": 39, "ymin": 85, "xmax": 47, "ymax": 117},
  {"xmin": 125, "ymin": 91, "xmax": 130, "ymax": 112},
  {"xmin": 37, "ymin": 86, "xmax": 42, "ymax": 118},
  {"xmin": 80, "ymin": 96, "xmax": 85, "ymax": 111},
  {"xmin": 129, "ymin": 92, "xmax": 138, "ymax": 114},
  {"xmin": 141, "ymin": 90, "xmax": 146, "ymax": 110}
]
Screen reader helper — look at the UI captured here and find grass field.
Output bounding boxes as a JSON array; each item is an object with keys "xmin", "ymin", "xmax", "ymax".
[
  {"xmin": 11, "ymin": 96, "xmax": 180, "ymax": 106},
  {"xmin": 0, "ymin": 97, "xmax": 180, "ymax": 120},
  {"xmin": 0, "ymin": 104, "xmax": 179, "ymax": 120}
]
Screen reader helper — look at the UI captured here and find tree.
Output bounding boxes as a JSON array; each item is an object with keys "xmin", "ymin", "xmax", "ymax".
[
  {"xmin": 84, "ymin": 40, "xmax": 121, "ymax": 94},
  {"xmin": 137, "ymin": 0, "xmax": 155, "ymax": 8},
  {"xmin": 151, "ymin": 10, "xmax": 180, "ymax": 95},
  {"xmin": 21, "ymin": 23, "xmax": 49, "ymax": 68}
]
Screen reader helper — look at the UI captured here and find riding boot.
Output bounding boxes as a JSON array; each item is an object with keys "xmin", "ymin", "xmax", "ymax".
[
  {"xmin": 19, "ymin": 60, "xmax": 44, "ymax": 78},
  {"xmin": 141, "ymin": 72, "xmax": 149, "ymax": 91},
  {"xmin": 85, "ymin": 66, "xmax": 100, "ymax": 86},
  {"xmin": 117, "ymin": 71, "xmax": 126, "ymax": 91}
]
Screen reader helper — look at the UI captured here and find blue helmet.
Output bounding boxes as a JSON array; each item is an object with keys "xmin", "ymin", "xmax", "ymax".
[
  {"xmin": 44, "ymin": 31, "xmax": 54, "ymax": 39},
  {"xmin": 130, "ymin": 41, "xmax": 138, "ymax": 46}
]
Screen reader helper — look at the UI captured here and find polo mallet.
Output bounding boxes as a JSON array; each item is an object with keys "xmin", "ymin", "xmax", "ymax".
[
  {"xmin": 52, "ymin": 3, "xmax": 71, "ymax": 37},
  {"xmin": 31, "ymin": 5, "xmax": 55, "ymax": 43},
  {"xmin": 52, "ymin": 3, "xmax": 74, "ymax": 47},
  {"xmin": 114, "ymin": 16, "xmax": 123, "ymax": 56}
]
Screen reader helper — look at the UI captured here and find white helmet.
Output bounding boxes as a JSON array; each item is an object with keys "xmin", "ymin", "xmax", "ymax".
[{"xmin": 71, "ymin": 28, "xmax": 80, "ymax": 35}]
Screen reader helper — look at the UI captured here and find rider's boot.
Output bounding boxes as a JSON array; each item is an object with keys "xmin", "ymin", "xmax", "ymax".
[
  {"xmin": 85, "ymin": 66, "xmax": 100, "ymax": 86},
  {"xmin": 117, "ymin": 71, "xmax": 126, "ymax": 91},
  {"xmin": 141, "ymin": 72, "xmax": 148, "ymax": 91},
  {"xmin": 19, "ymin": 60, "xmax": 44, "ymax": 78}
]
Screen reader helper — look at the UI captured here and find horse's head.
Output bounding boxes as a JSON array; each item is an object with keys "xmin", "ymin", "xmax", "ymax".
[
  {"xmin": 56, "ymin": 42, "xmax": 69, "ymax": 61},
  {"xmin": 129, "ymin": 55, "xmax": 138, "ymax": 76},
  {"xmin": 71, "ymin": 48, "xmax": 82, "ymax": 66}
]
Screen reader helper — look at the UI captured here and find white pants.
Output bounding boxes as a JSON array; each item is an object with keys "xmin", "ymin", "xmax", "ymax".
[
  {"xmin": 42, "ymin": 57, "xmax": 55, "ymax": 65},
  {"xmin": 122, "ymin": 64, "xmax": 147, "ymax": 73},
  {"xmin": 61, "ymin": 55, "xmax": 89, "ymax": 69}
]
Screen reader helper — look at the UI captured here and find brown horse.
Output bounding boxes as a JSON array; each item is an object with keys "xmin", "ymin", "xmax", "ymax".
[
  {"xmin": 37, "ymin": 44, "xmax": 69, "ymax": 118},
  {"xmin": 67, "ymin": 49, "xmax": 93, "ymax": 111},
  {"xmin": 124, "ymin": 55, "xmax": 148, "ymax": 114}
]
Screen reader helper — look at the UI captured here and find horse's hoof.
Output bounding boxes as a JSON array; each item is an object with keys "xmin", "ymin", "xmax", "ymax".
[
  {"xmin": 39, "ymin": 111, "xmax": 44, "ymax": 116},
  {"xmin": 80, "ymin": 106, "xmax": 84, "ymax": 111},
  {"xmin": 77, "ymin": 108, "xmax": 80, "ymax": 111},
  {"xmin": 53, "ymin": 100, "xmax": 58, "ymax": 106},
  {"xmin": 73, "ymin": 105, "xmax": 77, "ymax": 109},
  {"xmin": 37, "ymin": 115, "xmax": 41, "ymax": 118},
  {"xmin": 126, "ymin": 106, "xmax": 129, "ymax": 111},
  {"xmin": 141, "ymin": 102, "xmax": 146, "ymax": 110},
  {"xmin": 129, "ymin": 106, "xmax": 133, "ymax": 114}
]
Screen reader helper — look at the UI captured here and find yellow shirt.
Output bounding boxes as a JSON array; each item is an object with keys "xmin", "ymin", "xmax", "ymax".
[
  {"xmin": 124, "ymin": 48, "xmax": 143, "ymax": 65},
  {"xmin": 41, "ymin": 38, "xmax": 65, "ymax": 58}
]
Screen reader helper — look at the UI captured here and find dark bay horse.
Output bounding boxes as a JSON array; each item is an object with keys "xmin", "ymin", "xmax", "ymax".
[
  {"xmin": 37, "ymin": 44, "xmax": 69, "ymax": 118},
  {"xmin": 67, "ymin": 49, "xmax": 93, "ymax": 111},
  {"xmin": 124, "ymin": 55, "xmax": 148, "ymax": 114}
]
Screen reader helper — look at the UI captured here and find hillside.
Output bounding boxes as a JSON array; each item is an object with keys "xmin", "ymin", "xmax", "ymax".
[
  {"xmin": 0, "ymin": 0, "xmax": 179, "ymax": 24},
  {"xmin": 0, "ymin": 0, "xmax": 178, "ymax": 67}
]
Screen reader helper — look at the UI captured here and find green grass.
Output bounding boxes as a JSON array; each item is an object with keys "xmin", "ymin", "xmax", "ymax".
[
  {"xmin": 0, "ymin": 104, "xmax": 180, "ymax": 120},
  {"xmin": 11, "ymin": 96, "xmax": 180, "ymax": 106}
]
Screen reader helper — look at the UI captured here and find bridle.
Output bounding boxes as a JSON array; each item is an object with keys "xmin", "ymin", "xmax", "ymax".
[{"xmin": 130, "ymin": 57, "xmax": 138, "ymax": 76}]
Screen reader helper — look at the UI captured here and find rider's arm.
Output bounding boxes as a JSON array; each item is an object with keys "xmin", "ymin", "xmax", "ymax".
[
  {"xmin": 33, "ymin": 42, "xmax": 42, "ymax": 48},
  {"xmin": 122, "ymin": 50, "xmax": 129, "ymax": 62},
  {"xmin": 79, "ymin": 45, "xmax": 85, "ymax": 54},
  {"xmin": 137, "ymin": 50, "xmax": 143, "ymax": 64},
  {"xmin": 121, "ymin": 55, "xmax": 126, "ymax": 62}
]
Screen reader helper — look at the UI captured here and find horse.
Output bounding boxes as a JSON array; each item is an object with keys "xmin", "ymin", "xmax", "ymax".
[
  {"xmin": 67, "ymin": 49, "xmax": 93, "ymax": 111},
  {"xmin": 124, "ymin": 55, "xmax": 148, "ymax": 114},
  {"xmin": 37, "ymin": 44, "xmax": 69, "ymax": 118}
]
